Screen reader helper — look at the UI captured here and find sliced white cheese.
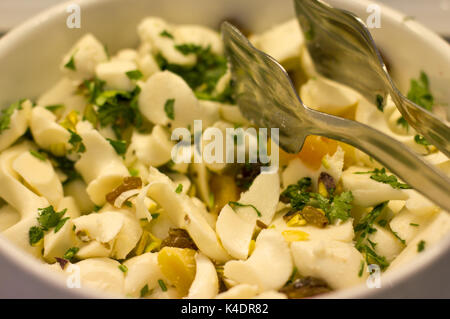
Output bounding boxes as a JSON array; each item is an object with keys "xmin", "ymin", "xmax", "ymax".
[
  {"xmin": 249, "ymin": 19, "xmax": 304, "ymax": 70},
  {"xmin": 30, "ymin": 106, "xmax": 70, "ymax": 152},
  {"xmin": 60, "ymin": 34, "xmax": 108, "ymax": 81},
  {"xmin": 235, "ymin": 171, "xmax": 280, "ymax": 225},
  {"xmin": 341, "ymin": 166, "xmax": 409, "ymax": 207},
  {"xmin": 96, "ymin": 59, "xmax": 137, "ymax": 91},
  {"xmin": 215, "ymin": 284, "xmax": 259, "ymax": 299},
  {"xmin": 300, "ymin": 77, "xmax": 360, "ymax": 116},
  {"xmin": 124, "ymin": 252, "xmax": 165, "ymax": 298},
  {"xmin": 12, "ymin": 150, "xmax": 63, "ymax": 206},
  {"xmin": 216, "ymin": 204, "xmax": 255, "ymax": 260},
  {"xmin": 75, "ymin": 121, "xmax": 129, "ymax": 205},
  {"xmin": 224, "ymin": 229, "xmax": 293, "ymax": 292},
  {"xmin": 187, "ymin": 253, "xmax": 219, "ymax": 299},
  {"xmin": 291, "ymin": 240, "xmax": 367, "ymax": 290},
  {"xmin": 0, "ymin": 100, "xmax": 32, "ymax": 152},
  {"xmin": 137, "ymin": 17, "xmax": 196, "ymax": 66},
  {"xmin": 129, "ymin": 125, "xmax": 174, "ymax": 167},
  {"xmin": 0, "ymin": 204, "xmax": 20, "ymax": 232},
  {"xmin": 76, "ymin": 257, "xmax": 125, "ymax": 296}
]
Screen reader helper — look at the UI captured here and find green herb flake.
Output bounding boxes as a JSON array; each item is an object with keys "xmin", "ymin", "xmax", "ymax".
[
  {"xmin": 175, "ymin": 184, "xmax": 183, "ymax": 194},
  {"xmin": 45, "ymin": 104, "xmax": 65, "ymax": 112},
  {"xmin": 63, "ymin": 247, "xmax": 79, "ymax": 261},
  {"xmin": 158, "ymin": 279, "xmax": 168, "ymax": 292},
  {"xmin": 414, "ymin": 134, "xmax": 431, "ymax": 146},
  {"xmin": 392, "ymin": 231, "xmax": 406, "ymax": 245},
  {"xmin": 93, "ymin": 205, "xmax": 102, "ymax": 212},
  {"xmin": 375, "ymin": 94, "xmax": 384, "ymax": 112},
  {"xmin": 354, "ymin": 202, "xmax": 390, "ymax": 270},
  {"xmin": 358, "ymin": 260, "xmax": 365, "ymax": 277},
  {"xmin": 410, "ymin": 223, "xmax": 419, "ymax": 227},
  {"xmin": 140, "ymin": 284, "xmax": 149, "ymax": 297},
  {"xmin": 151, "ymin": 213, "xmax": 160, "ymax": 220},
  {"xmin": 54, "ymin": 217, "xmax": 70, "ymax": 233},
  {"xmin": 407, "ymin": 71, "xmax": 434, "ymax": 111},
  {"xmin": 280, "ymin": 177, "xmax": 353, "ymax": 224},
  {"xmin": 228, "ymin": 201, "xmax": 262, "ymax": 217},
  {"xmin": 0, "ymin": 99, "xmax": 25, "ymax": 134},
  {"xmin": 125, "ymin": 70, "xmax": 143, "ymax": 80},
  {"xmin": 160, "ymin": 30, "xmax": 174, "ymax": 39},
  {"xmin": 68, "ymin": 129, "xmax": 86, "ymax": 153},
  {"xmin": 37, "ymin": 206, "xmax": 67, "ymax": 231},
  {"xmin": 118, "ymin": 264, "xmax": 128, "ymax": 273},
  {"xmin": 355, "ymin": 168, "xmax": 411, "ymax": 190},
  {"xmin": 64, "ymin": 53, "xmax": 76, "ymax": 71},
  {"xmin": 397, "ymin": 71, "xmax": 434, "ymax": 130},
  {"xmin": 28, "ymin": 226, "xmax": 44, "ymax": 246},
  {"xmin": 378, "ymin": 219, "xmax": 388, "ymax": 227},
  {"xmin": 29, "ymin": 150, "xmax": 47, "ymax": 161},
  {"xmin": 164, "ymin": 99, "xmax": 175, "ymax": 120},
  {"xmin": 107, "ymin": 138, "xmax": 127, "ymax": 155},
  {"xmin": 128, "ymin": 167, "xmax": 139, "ymax": 177},
  {"xmin": 417, "ymin": 240, "xmax": 426, "ymax": 252},
  {"xmin": 157, "ymin": 44, "xmax": 232, "ymax": 103}
]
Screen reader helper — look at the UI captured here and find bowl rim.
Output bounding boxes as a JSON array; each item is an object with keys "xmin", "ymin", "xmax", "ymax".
[{"xmin": 0, "ymin": 0, "xmax": 449, "ymax": 299}]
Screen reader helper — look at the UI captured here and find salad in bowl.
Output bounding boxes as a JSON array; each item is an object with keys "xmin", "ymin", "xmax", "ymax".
[{"xmin": 0, "ymin": 12, "xmax": 449, "ymax": 299}]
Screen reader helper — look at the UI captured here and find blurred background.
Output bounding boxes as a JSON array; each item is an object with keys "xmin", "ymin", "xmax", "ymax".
[{"xmin": 0, "ymin": 0, "xmax": 449, "ymax": 40}]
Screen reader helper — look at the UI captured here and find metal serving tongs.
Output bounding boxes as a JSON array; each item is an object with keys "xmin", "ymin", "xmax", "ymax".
[
  {"xmin": 294, "ymin": 0, "xmax": 450, "ymax": 157},
  {"xmin": 221, "ymin": 22, "xmax": 450, "ymax": 212}
]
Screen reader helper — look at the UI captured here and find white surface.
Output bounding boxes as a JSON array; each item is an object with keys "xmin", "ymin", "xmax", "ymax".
[{"xmin": 1, "ymin": 0, "xmax": 450, "ymax": 37}]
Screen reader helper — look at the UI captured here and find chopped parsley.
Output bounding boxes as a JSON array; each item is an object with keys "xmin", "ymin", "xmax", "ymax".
[
  {"xmin": 228, "ymin": 201, "xmax": 262, "ymax": 217},
  {"xmin": 64, "ymin": 53, "xmax": 76, "ymax": 71},
  {"xmin": 397, "ymin": 71, "xmax": 434, "ymax": 130},
  {"xmin": 29, "ymin": 150, "xmax": 47, "ymax": 161},
  {"xmin": 118, "ymin": 264, "xmax": 128, "ymax": 273},
  {"xmin": 355, "ymin": 168, "xmax": 411, "ymax": 189},
  {"xmin": 175, "ymin": 183, "xmax": 183, "ymax": 194},
  {"xmin": 125, "ymin": 70, "xmax": 143, "ymax": 80},
  {"xmin": 80, "ymin": 78, "xmax": 143, "ymax": 139},
  {"xmin": 410, "ymin": 223, "xmax": 419, "ymax": 227},
  {"xmin": 414, "ymin": 134, "xmax": 431, "ymax": 146},
  {"xmin": 0, "ymin": 99, "xmax": 25, "ymax": 134},
  {"xmin": 164, "ymin": 99, "xmax": 175, "ymax": 120},
  {"xmin": 158, "ymin": 279, "xmax": 168, "ymax": 292},
  {"xmin": 396, "ymin": 117, "xmax": 409, "ymax": 131},
  {"xmin": 28, "ymin": 226, "xmax": 44, "ymax": 245},
  {"xmin": 45, "ymin": 104, "xmax": 65, "ymax": 113},
  {"xmin": 354, "ymin": 202, "xmax": 390, "ymax": 270},
  {"xmin": 54, "ymin": 217, "xmax": 70, "ymax": 233},
  {"xmin": 140, "ymin": 284, "xmax": 149, "ymax": 297},
  {"xmin": 37, "ymin": 206, "xmax": 68, "ymax": 231},
  {"xmin": 68, "ymin": 129, "xmax": 86, "ymax": 153},
  {"xmin": 376, "ymin": 94, "xmax": 384, "ymax": 112},
  {"xmin": 151, "ymin": 213, "xmax": 160, "ymax": 220},
  {"xmin": 107, "ymin": 138, "xmax": 127, "ymax": 155},
  {"xmin": 280, "ymin": 177, "xmax": 353, "ymax": 224},
  {"xmin": 28, "ymin": 206, "xmax": 70, "ymax": 246},
  {"xmin": 63, "ymin": 247, "xmax": 79, "ymax": 261},
  {"xmin": 160, "ymin": 30, "xmax": 174, "ymax": 39},
  {"xmin": 417, "ymin": 240, "xmax": 426, "ymax": 252}
]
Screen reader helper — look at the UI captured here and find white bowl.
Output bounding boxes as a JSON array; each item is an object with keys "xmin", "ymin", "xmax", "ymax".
[{"xmin": 0, "ymin": 0, "xmax": 449, "ymax": 298}]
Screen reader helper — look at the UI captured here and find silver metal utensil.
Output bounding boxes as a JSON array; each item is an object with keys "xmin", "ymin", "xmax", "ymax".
[
  {"xmin": 294, "ymin": 0, "xmax": 450, "ymax": 158},
  {"xmin": 221, "ymin": 21, "xmax": 450, "ymax": 212}
]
